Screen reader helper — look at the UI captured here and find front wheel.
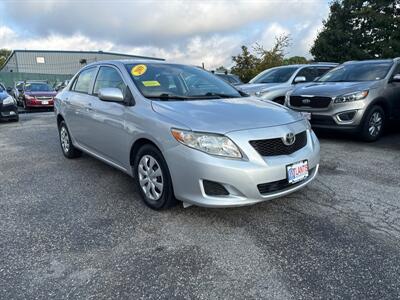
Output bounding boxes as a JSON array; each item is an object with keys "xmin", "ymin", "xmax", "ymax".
[
  {"xmin": 58, "ymin": 121, "xmax": 82, "ymax": 158},
  {"xmin": 360, "ymin": 106, "xmax": 385, "ymax": 142},
  {"xmin": 134, "ymin": 144, "xmax": 177, "ymax": 210}
]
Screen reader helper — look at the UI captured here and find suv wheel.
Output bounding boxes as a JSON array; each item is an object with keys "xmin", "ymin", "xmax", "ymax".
[
  {"xmin": 134, "ymin": 144, "xmax": 177, "ymax": 210},
  {"xmin": 59, "ymin": 121, "xmax": 82, "ymax": 158},
  {"xmin": 360, "ymin": 106, "xmax": 385, "ymax": 142}
]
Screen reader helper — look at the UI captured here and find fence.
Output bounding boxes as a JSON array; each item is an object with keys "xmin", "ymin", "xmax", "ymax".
[{"xmin": 0, "ymin": 72, "xmax": 73, "ymax": 88}]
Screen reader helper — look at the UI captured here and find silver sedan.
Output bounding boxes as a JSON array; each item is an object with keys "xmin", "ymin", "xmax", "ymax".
[{"xmin": 55, "ymin": 60, "xmax": 320, "ymax": 210}]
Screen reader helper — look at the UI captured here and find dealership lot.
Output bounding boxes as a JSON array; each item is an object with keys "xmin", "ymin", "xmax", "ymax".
[{"xmin": 1, "ymin": 113, "xmax": 400, "ymax": 299}]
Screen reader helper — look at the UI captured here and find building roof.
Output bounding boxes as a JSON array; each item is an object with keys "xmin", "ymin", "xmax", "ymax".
[{"xmin": 0, "ymin": 49, "xmax": 164, "ymax": 72}]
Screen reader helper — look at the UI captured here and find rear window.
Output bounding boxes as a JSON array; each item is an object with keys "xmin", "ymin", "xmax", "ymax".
[{"xmin": 25, "ymin": 83, "xmax": 52, "ymax": 92}]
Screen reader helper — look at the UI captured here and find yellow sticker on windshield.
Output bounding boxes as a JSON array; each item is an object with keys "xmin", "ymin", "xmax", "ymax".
[
  {"xmin": 142, "ymin": 80, "xmax": 160, "ymax": 87},
  {"xmin": 131, "ymin": 64, "xmax": 147, "ymax": 76}
]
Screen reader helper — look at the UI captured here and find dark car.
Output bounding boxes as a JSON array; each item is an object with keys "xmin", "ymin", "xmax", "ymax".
[
  {"xmin": 287, "ymin": 58, "xmax": 400, "ymax": 141},
  {"xmin": 0, "ymin": 83, "xmax": 19, "ymax": 122},
  {"xmin": 20, "ymin": 81, "xmax": 57, "ymax": 110}
]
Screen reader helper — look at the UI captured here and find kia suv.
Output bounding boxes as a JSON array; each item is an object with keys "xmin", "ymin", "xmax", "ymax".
[{"xmin": 286, "ymin": 58, "xmax": 400, "ymax": 141}]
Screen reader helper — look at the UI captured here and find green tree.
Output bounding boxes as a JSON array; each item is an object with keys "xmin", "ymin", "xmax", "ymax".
[
  {"xmin": 0, "ymin": 49, "xmax": 11, "ymax": 69},
  {"xmin": 311, "ymin": 0, "xmax": 400, "ymax": 62},
  {"xmin": 283, "ymin": 56, "xmax": 309, "ymax": 65},
  {"xmin": 231, "ymin": 46, "xmax": 260, "ymax": 83}
]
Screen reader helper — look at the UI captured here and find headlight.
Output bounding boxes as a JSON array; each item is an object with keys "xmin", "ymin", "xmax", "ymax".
[
  {"xmin": 334, "ymin": 90, "xmax": 368, "ymax": 103},
  {"xmin": 171, "ymin": 129, "xmax": 242, "ymax": 158},
  {"xmin": 3, "ymin": 96, "xmax": 14, "ymax": 105},
  {"xmin": 255, "ymin": 90, "xmax": 269, "ymax": 98}
]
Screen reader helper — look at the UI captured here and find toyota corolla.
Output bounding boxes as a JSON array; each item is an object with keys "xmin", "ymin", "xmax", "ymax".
[{"xmin": 54, "ymin": 60, "xmax": 320, "ymax": 210}]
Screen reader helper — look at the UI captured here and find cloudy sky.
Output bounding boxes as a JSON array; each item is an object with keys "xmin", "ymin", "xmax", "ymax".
[{"xmin": 0, "ymin": 0, "xmax": 330, "ymax": 69}]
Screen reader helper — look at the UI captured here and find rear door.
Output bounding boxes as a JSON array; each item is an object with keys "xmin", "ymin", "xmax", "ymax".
[
  {"xmin": 85, "ymin": 65, "xmax": 131, "ymax": 167},
  {"xmin": 65, "ymin": 67, "xmax": 98, "ymax": 147}
]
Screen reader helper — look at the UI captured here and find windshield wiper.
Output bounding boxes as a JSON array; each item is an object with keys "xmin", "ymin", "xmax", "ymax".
[
  {"xmin": 191, "ymin": 92, "xmax": 240, "ymax": 98},
  {"xmin": 146, "ymin": 93, "xmax": 192, "ymax": 101}
]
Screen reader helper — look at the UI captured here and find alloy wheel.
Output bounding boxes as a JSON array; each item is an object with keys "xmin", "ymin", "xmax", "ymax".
[
  {"xmin": 60, "ymin": 126, "xmax": 70, "ymax": 153},
  {"xmin": 368, "ymin": 111, "xmax": 383, "ymax": 137}
]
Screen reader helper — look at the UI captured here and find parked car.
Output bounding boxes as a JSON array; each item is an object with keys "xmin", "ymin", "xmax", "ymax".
[
  {"xmin": 214, "ymin": 72, "xmax": 243, "ymax": 86},
  {"xmin": 12, "ymin": 81, "xmax": 24, "ymax": 104},
  {"xmin": 20, "ymin": 81, "xmax": 57, "ymax": 110},
  {"xmin": 55, "ymin": 60, "xmax": 320, "ymax": 210},
  {"xmin": 0, "ymin": 83, "xmax": 18, "ymax": 122},
  {"xmin": 286, "ymin": 58, "xmax": 400, "ymax": 141},
  {"xmin": 237, "ymin": 63, "xmax": 337, "ymax": 104}
]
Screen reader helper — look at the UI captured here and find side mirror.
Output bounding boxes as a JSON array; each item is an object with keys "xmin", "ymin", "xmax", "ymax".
[
  {"xmin": 294, "ymin": 76, "xmax": 306, "ymax": 83},
  {"xmin": 6, "ymin": 87, "xmax": 12, "ymax": 93},
  {"xmin": 18, "ymin": 88, "xmax": 23, "ymax": 92},
  {"xmin": 391, "ymin": 74, "xmax": 400, "ymax": 83},
  {"xmin": 98, "ymin": 88, "xmax": 124, "ymax": 102}
]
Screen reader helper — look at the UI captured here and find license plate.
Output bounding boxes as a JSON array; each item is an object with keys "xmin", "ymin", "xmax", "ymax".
[
  {"xmin": 287, "ymin": 160, "xmax": 309, "ymax": 184},
  {"xmin": 42, "ymin": 101, "xmax": 49, "ymax": 105},
  {"xmin": 301, "ymin": 112, "xmax": 311, "ymax": 120}
]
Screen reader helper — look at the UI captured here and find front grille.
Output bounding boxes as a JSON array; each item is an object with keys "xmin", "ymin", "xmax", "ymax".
[
  {"xmin": 290, "ymin": 96, "xmax": 331, "ymax": 108},
  {"xmin": 250, "ymin": 131, "xmax": 307, "ymax": 157},
  {"xmin": 203, "ymin": 180, "xmax": 229, "ymax": 196},
  {"xmin": 257, "ymin": 168, "xmax": 314, "ymax": 194},
  {"xmin": 36, "ymin": 96, "xmax": 53, "ymax": 100}
]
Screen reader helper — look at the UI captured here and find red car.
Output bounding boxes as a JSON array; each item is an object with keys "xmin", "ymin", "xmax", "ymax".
[{"xmin": 20, "ymin": 82, "xmax": 57, "ymax": 109}]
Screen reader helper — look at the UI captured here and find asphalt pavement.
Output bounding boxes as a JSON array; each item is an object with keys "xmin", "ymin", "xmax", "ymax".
[{"xmin": 1, "ymin": 112, "xmax": 399, "ymax": 299}]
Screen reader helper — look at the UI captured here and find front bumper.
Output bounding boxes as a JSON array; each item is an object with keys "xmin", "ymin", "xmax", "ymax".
[
  {"xmin": 289, "ymin": 101, "xmax": 367, "ymax": 132},
  {"xmin": 0, "ymin": 103, "xmax": 18, "ymax": 120},
  {"xmin": 165, "ymin": 125, "xmax": 320, "ymax": 207}
]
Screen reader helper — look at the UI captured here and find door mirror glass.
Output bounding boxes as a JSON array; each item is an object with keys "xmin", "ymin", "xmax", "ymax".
[
  {"xmin": 392, "ymin": 74, "xmax": 400, "ymax": 82},
  {"xmin": 98, "ymin": 88, "xmax": 124, "ymax": 102},
  {"xmin": 294, "ymin": 76, "xmax": 306, "ymax": 83}
]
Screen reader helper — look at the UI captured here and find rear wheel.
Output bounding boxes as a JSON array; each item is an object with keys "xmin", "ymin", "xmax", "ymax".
[
  {"xmin": 360, "ymin": 106, "xmax": 385, "ymax": 142},
  {"xmin": 59, "ymin": 120, "xmax": 82, "ymax": 158},
  {"xmin": 134, "ymin": 144, "xmax": 176, "ymax": 210}
]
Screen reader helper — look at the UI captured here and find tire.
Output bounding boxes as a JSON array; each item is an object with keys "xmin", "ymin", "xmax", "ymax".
[
  {"xmin": 134, "ymin": 144, "xmax": 177, "ymax": 210},
  {"xmin": 58, "ymin": 120, "xmax": 82, "ymax": 158},
  {"xmin": 360, "ymin": 105, "xmax": 385, "ymax": 142},
  {"xmin": 12, "ymin": 114, "xmax": 19, "ymax": 122}
]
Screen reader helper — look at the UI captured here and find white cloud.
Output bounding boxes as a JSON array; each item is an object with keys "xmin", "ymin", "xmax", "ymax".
[{"xmin": 0, "ymin": 1, "xmax": 331, "ymax": 68}]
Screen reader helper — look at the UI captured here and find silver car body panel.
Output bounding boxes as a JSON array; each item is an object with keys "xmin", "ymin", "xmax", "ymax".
[
  {"xmin": 237, "ymin": 63, "xmax": 337, "ymax": 99},
  {"xmin": 55, "ymin": 60, "xmax": 320, "ymax": 208}
]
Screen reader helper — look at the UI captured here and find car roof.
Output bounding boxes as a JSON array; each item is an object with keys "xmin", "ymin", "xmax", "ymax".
[
  {"xmin": 343, "ymin": 59, "xmax": 396, "ymax": 65},
  {"xmin": 85, "ymin": 59, "xmax": 170, "ymax": 68}
]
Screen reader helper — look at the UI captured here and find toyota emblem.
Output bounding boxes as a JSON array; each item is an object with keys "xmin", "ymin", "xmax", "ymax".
[{"xmin": 282, "ymin": 132, "xmax": 296, "ymax": 146}]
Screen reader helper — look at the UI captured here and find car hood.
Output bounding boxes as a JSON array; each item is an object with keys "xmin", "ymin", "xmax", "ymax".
[
  {"xmin": 151, "ymin": 97, "xmax": 302, "ymax": 134},
  {"xmin": 25, "ymin": 91, "xmax": 57, "ymax": 97},
  {"xmin": 236, "ymin": 83, "xmax": 284, "ymax": 95},
  {"xmin": 292, "ymin": 81, "xmax": 379, "ymax": 97}
]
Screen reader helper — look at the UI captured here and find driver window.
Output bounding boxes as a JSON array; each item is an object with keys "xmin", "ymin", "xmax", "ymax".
[
  {"xmin": 93, "ymin": 66, "xmax": 125, "ymax": 95},
  {"xmin": 392, "ymin": 64, "xmax": 400, "ymax": 78}
]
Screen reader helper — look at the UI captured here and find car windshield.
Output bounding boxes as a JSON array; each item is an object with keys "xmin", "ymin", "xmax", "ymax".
[
  {"xmin": 250, "ymin": 67, "xmax": 298, "ymax": 84},
  {"xmin": 25, "ymin": 83, "xmax": 53, "ymax": 92},
  {"xmin": 126, "ymin": 63, "xmax": 243, "ymax": 100},
  {"xmin": 318, "ymin": 62, "xmax": 393, "ymax": 82}
]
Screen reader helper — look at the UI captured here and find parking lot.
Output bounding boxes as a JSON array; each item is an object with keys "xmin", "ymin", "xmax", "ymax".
[{"xmin": 1, "ymin": 112, "xmax": 400, "ymax": 299}]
